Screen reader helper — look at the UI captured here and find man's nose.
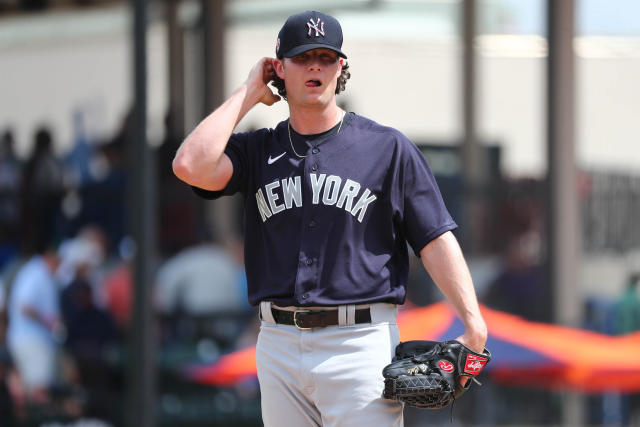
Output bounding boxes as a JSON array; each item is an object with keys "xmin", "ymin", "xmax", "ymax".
[{"xmin": 306, "ymin": 54, "xmax": 321, "ymax": 69}]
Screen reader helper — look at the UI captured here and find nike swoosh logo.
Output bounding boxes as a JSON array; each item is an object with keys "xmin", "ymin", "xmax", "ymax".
[{"xmin": 267, "ymin": 152, "xmax": 286, "ymax": 165}]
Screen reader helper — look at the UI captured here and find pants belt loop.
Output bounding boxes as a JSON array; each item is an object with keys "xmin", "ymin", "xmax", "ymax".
[
  {"xmin": 260, "ymin": 301, "xmax": 276, "ymax": 324},
  {"xmin": 369, "ymin": 303, "xmax": 398, "ymax": 324},
  {"xmin": 346, "ymin": 304, "xmax": 356, "ymax": 326},
  {"xmin": 368, "ymin": 303, "xmax": 378, "ymax": 323},
  {"xmin": 338, "ymin": 305, "xmax": 347, "ymax": 326}
]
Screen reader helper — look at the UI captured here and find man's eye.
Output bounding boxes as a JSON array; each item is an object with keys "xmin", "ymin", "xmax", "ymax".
[{"xmin": 291, "ymin": 53, "xmax": 337, "ymax": 65}]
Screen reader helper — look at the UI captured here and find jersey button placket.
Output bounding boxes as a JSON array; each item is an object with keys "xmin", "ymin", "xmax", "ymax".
[{"xmin": 296, "ymin": 156, "xmax": 321, "ymax": 304}]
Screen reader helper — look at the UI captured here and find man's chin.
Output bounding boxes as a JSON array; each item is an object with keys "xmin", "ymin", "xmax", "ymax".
[{"xmin": 295, "ymin": 92, "xmax": 335, "ymax": 107}]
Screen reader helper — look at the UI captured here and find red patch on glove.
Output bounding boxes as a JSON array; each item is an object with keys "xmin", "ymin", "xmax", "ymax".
[
  {"xmin": 438, "ymin": 360, "xmax": 455, "ymax": 372},
  {"xmin": 464, "ymin": 353, "xmax": 488, "ymax": 375}
]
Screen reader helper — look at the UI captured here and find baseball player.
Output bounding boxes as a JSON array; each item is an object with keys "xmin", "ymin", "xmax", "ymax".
[{"xmin": 173, "ymin": 10, "xmax": 487, "ymax": 427}]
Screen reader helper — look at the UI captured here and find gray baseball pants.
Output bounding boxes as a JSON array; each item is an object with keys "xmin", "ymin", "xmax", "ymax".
[{"xmin": 257, "ymin": 301, "xmax": 404, "ymax": 427}]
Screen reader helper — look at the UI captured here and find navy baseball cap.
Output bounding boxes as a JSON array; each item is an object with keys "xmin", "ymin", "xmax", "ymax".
[{"xmin": 276, "ymin": 11, "xmax": 347, "ymax": 59}]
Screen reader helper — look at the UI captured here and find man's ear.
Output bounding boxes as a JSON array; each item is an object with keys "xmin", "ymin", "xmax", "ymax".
[
  {"xmin": 335, "ymin": 60, "xmax": 343, "ymax": 79},
  {"xmin": 273, "ymin": 58, "xmax": 285, "ymax": 79}
]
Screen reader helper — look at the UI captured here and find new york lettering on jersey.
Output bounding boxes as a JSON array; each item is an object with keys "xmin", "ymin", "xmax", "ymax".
[{"xmin": 255, "ymin": 173, "xmax": 377, "ymax": 223}]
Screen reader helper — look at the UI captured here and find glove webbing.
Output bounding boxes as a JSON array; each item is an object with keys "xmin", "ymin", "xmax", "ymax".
[{"xmin": 384, "ymin": 374, "xmax": 453, "ymax": 408}]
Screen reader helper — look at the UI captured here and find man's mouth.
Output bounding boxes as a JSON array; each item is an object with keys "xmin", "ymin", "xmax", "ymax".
[{"xmin": 305, "ymin": 80, "xmax": 322, "ymax": 87}]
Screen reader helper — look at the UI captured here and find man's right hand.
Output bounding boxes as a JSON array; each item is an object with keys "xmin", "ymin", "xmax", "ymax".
[{"xmin": 246, "ymin": 57, "xmax": 281, "ymax": 106}]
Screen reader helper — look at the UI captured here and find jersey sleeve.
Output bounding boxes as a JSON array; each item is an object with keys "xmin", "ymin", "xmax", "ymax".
[
  {"xmin": 396, "ymin": 138, "xmax": 458, "ymax": 256},
  {"xmin": 191, "ymin": 131, "xmax": 253, "ymax": 199}
]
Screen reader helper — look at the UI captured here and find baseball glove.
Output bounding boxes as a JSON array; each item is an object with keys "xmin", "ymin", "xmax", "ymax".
[{"xmin": 382, "ymin": 340, "xmax": 491, "ymax": 409}]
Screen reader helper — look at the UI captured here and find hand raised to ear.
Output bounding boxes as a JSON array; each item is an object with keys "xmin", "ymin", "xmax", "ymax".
[{"xmin": 245, "ymin": 57, "xmax": 281, "ymax": 106}]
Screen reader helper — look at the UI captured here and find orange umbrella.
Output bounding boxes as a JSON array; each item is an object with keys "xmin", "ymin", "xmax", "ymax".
[
  {"xmin": 479, "ymin": 304, "xmax": 640, "ymax": 392},
  {"xmin": 184, "ymin": 345, "xmax": 257, "ymax": 387}
]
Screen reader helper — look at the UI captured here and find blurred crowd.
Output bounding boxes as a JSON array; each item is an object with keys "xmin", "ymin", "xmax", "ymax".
[{"xmin": 0, "ymin": 112, "xmax": 255, "ymax": 426}]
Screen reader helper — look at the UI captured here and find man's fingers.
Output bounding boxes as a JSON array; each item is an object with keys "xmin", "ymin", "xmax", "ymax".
[
  {"xmin": 244, "ymin": 57, "xmax": 281, "ymax": 107},
  {"xmin": 263, "ymin": 65, "xmax": 274, "ymax": 81},
  {"xmin": 248, "ymin": 57, "xmax": 275, "ymax": 85},
  {"xmin": 262, "ymin": 58, "xmax": 277, "ymax": 82}
]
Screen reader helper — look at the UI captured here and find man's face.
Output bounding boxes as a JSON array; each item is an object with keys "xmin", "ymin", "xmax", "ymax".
[{"xmin": 274, "ymin": 48, "xmax": 343, "ymax": 107}]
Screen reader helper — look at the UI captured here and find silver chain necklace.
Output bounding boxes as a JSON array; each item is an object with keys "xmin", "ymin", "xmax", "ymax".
[{"xmin": 288, "ymin": 111, "xmax": 345, "ymax": 159}]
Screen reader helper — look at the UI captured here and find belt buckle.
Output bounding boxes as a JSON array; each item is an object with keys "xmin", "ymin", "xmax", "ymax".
[{"xmin": 293, "ymin": 310, "xmax": 312, "ymax": 330}]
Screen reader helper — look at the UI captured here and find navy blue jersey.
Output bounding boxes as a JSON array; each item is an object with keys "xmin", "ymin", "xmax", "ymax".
[{"xmin": 193, "ymin": 113, "xmax": 457, "ymax": 307}]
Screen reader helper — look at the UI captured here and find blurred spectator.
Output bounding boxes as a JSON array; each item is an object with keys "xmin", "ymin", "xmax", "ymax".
[
  {"xmin": 583, "ymin": 297, "xmax": 616, "ymax": 334},
  {"xmin": 59, "ymin": 110, "xmax": 131, "ymax": 250},
  {"xmin": 155, "ymin": 242, "xmax": 249, "ymax": 316},
  {"xmin": 64, "ymin": 109, "xmax": 95, "ymax": 190},
  {"xmin": 57, "ymin": 226, "xmax": 109, "ymax": 320},
  {"xmin": 60, "ymin": 274, "xmax": 118, "ymax": 421},
  {"xmin": 483, "ymin": 231, "xmax": 549, "ymax": 322},
  {"xmin": 156, "ymin": 112, "xmax": 199, "ymax": 257},
  {"xmin": 154, "ymin": 239, "xmax": 256, "ymax": 356},
  {"xmin": 614, "ymin": 272, "xmax": 640, "ymax": 334},
  {"xmin": 101, "ymin": 236, "xmax": 136, "ymax": 331},
  {"xmin": 57, "ymin": 225, "xmax": 108, "ymax": 301},
  {"xmin": 102, "ymin": 258, "xmax": 132, "ymax": 332},
  {"xmin": 57, "ymin": 110, "xmax": 98, "ymax": 240},
  {"xmin": 0, "ymin": 129, "xmax": 22, "ymax": 269},
  {"xmin": 61, "ymin": 279, "xmax": 118, "ymax": 366},
  {"xmin": 20, "ymin": 127, "xmax": 65, "ymax": 254},
  {"xmin": 6, "ymin": 246, "xmax": 62, "ymax": 403},
  {"xmin": 75, "ymin": 129, "xmax": 128, "ymax": 248}
]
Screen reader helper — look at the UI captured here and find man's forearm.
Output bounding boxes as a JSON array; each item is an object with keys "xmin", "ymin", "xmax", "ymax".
[
  {"xmin": 420, "ymin": 231, "xmax": 488, "ymax": 351},
  {"xmin": 172, "ymin": 84, "xmax": 256, "ymax": 187},
  {"xmin": 173, "ymin": 57, "xmax": 280, "ymax": 189}
]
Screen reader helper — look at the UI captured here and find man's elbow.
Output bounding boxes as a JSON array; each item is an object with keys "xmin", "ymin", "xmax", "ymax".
[{"xmin": 172, "ymin": 152, "xmax": 193, "ymax": 184}]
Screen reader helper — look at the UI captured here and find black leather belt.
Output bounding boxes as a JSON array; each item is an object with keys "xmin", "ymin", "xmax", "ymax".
[{"xmin": 270, "ymin": 307, "xmax": 372, "ymax": 330}]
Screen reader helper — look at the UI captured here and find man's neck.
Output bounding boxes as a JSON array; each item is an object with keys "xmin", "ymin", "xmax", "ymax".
[{"xmin": 288, "ymin": 104, "xmax": 343, "ymax": 135}]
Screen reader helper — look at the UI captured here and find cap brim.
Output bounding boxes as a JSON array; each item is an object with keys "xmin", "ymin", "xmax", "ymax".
[{"xmin": 283, "ymin": 43, "xmax": 347, "ymax": 59}]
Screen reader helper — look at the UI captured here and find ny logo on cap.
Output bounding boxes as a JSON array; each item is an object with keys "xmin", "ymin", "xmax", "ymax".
[{"xmin": 307, "ymin": 18, "xmax": 325, "ymax": 37}]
